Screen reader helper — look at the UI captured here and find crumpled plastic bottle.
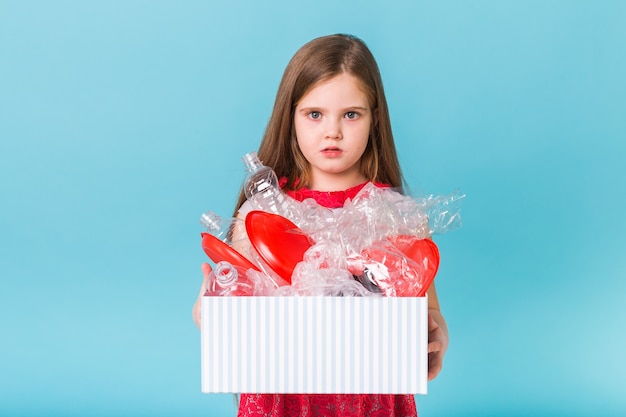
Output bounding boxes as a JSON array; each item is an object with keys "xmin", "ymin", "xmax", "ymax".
[{"xmin": 205, "ymin": 261, "xmax": 254, "ymax": 296}]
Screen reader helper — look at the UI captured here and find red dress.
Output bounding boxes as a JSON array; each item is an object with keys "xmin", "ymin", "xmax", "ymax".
[{"xmin": 238, "ymin": 181, "xmax": 418, "ymax": 417}]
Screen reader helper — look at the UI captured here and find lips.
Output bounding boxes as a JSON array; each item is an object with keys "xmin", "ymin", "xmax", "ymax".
[{"xmin": 321, "ymin": 146, "xmax": 343, "ymax": 156}]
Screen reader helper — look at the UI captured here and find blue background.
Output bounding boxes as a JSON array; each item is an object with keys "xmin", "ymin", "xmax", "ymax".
[{"xmin": 1, "ymin": 1, "xmax": 625, "ymax": 416}]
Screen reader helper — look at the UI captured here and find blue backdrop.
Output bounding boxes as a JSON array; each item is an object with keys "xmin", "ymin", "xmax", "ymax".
[{"xmin": 1, "ymin": 1, "xmax": 625, "ymax": 416}]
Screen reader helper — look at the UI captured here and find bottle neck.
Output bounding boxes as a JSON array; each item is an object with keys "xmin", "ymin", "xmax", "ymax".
[
  {"xmin": 243, "ymin": 152, "xmax": 264, "ymax": 174},
  {"xmin": 215, "ymin": 262, "xmax": 238, "ymax": 287},
  {"xmin": 200, "ymin": 211, "xmax": 221, "ymax": 234}
]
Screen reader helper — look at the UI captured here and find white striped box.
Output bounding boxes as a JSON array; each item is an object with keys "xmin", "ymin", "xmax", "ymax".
[{"xmin": 201, "ymin": 296, "xmax": 428, "ymax": 394}]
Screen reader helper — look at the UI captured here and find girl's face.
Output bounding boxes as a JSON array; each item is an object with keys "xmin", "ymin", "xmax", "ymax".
[{"xmin": 294, "ymin": 73, "xmax": 372, "ymax": 191}]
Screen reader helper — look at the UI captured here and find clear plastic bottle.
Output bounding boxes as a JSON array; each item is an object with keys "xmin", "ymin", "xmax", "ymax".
[
  {"xmin": 242, "ymin": 152, "xmax": 296, "ymax": 218},
  {"xmin": 205, "ymin": 261, "xmax": 254, "ymax": 296},
  {"xmin": 200, "ymin": 210, "xmax": 252, "ymax": 247},
  {"xmin": 199, "ymin": 210, "xmax": 238, "ymax": 244},
  {"xmin": 199, "ymin": 209, "xmax": 255, "ymax": 265}
]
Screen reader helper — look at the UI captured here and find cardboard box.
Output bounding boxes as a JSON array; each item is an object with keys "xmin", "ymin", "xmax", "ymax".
[{"xmin": 201, "ymin": 296, "xmax": 428, "ymax": 394}]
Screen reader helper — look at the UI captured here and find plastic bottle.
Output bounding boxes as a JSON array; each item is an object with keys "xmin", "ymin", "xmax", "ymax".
[
  {"xmin": 200, "ymin": 210, "xmax": 258, "ymax": 271},
  {"xmin": 205, "ymin": 261, "xmax": 254, "ymax": 296},
  {"xmin": 242, "ymin": 152, "xmax": 296, "ymax": 218},
  {"xmin": 199, "ymin": 210, "xmax": 244, "ymax": 245}
]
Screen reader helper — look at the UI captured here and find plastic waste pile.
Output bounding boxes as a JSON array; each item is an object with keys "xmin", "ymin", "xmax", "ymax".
[{"xmin": 200, "ymin": 152, "xmax": 464, "ymax": 298}]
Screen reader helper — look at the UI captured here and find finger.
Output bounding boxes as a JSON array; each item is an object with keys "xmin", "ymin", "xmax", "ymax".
[
  {"xmin": 194, "ymin": 263, "xmax": 213, "ymax": 329},
  {"xmin": 428, "ymin": 341, "xmax": 443, "ymax": 353},
  {"xmin": 428, "ymin": 313, "xmax": 439, "ymax": 331},
  {"xmin": 198, "ymin": 263, "xmax": 213, "ymax": 297},
  {"xmin": 428, "ymin": 352, "xmax": 442, "ymax": 381},
  {"xmin": 202, "ymin": 262, "xmax": 213, "ymax": 278},
  {"xmin": 428, "ymin": 348, "xmax": 443, "ymax": 380}
]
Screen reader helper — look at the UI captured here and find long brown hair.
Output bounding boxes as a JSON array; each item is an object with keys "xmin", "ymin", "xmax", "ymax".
[{"xmin": 234, "ymin": 34, "xmax": 405, "ymax": 213}]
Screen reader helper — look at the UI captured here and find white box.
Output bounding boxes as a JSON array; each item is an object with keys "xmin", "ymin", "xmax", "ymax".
[{"xmin": 201, "ymin": 296, "xmax": 428, "ymax": 394}]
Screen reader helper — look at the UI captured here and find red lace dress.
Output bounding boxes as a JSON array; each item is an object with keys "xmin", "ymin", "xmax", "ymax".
[{"xmin": 237, "ymin": 181, "xmax": 418, "ymax": 417}]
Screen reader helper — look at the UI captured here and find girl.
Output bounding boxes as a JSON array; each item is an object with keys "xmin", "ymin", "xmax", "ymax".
[{"xmin": 193, "ymin": 33, "xmax": 448, "ymax": 416}]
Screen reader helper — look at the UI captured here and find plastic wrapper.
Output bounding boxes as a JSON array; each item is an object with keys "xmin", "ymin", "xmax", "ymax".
[
  {"xmin": 276, "ymin": 262, "xmax": 377, "ymax": 297},
  {"xmin": 202, "ymin": 179, "xmax": 464, "ymax": 297},
  {"xmin": 354, "ymin": 239, "xmax": 431, "ymax": 297}
]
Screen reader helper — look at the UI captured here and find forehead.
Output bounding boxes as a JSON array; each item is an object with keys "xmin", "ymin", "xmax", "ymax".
[{"xmin": 298, "ymin": 73, "xmax": 370, "ymax": 106}]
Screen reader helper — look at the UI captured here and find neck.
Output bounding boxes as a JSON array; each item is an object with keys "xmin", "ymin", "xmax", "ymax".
[{"xmin": 308, "ymin": 172, "xmax": 368, "ymax": 192}]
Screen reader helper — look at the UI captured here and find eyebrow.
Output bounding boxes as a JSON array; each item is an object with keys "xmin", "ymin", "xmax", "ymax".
[{"xmin": 297, "ymin": 106, "xmax": 369, "ymax": 112}]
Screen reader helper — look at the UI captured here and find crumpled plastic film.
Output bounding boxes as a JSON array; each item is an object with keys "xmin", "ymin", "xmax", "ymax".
[
  {"xmin": 356, "ymin": 239, "xmax": 429, "ymax": 297},
  {"xmin": 224, "ymin": 182, "xmax": 464, "ymax": 297},
  {"xmin": 423, "ymin": 189, "xmax": 465, "ymax": 235},
  {"xmin": 278, "ymin": 262, "xmax": 378, "ymax": 297}
]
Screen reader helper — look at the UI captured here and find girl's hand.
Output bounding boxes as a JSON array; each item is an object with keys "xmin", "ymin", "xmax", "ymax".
[
  {"xmin": 427, "ymin": 310, "xmax": 448, "ymax": 381},
  {"xmin": 192, "ymin": 263, "xmax": 212, "ymax": 329}
]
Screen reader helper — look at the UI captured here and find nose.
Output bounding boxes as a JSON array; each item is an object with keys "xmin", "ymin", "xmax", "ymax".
[{"xmin": 324, "ymin": 118, "xmax": 342, "ymax": 140}]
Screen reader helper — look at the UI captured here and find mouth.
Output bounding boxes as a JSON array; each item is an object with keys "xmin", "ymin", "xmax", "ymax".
[
  {"xmin": 322, "ymin": 146, "xmax": 342, "ymax": 152},
  {"xmin": 321, "ymin": 147, "xmax": 343, "ymax": 157}
]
